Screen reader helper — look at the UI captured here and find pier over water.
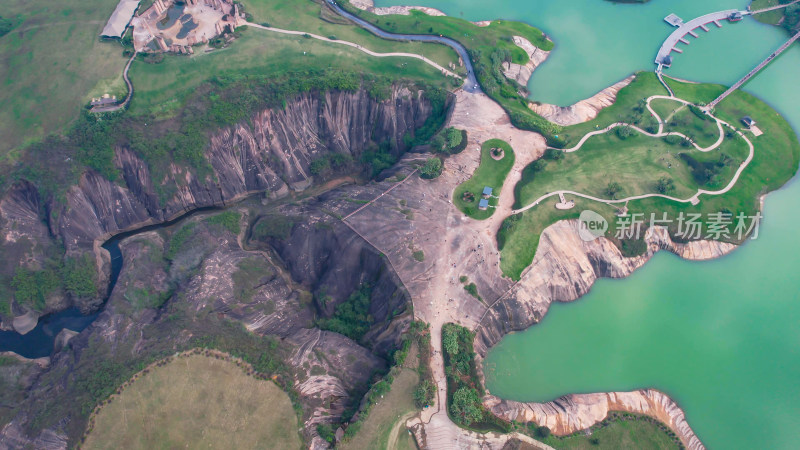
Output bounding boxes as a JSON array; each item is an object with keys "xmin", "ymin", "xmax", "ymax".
[{"xmin": 655, "ymin": 9, "xmax": 745, "ymax": 68}]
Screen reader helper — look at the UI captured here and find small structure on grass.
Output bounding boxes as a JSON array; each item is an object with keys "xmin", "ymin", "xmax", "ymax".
[
  {"xmin": 742, "ymin": 116, "xmax": 764, "ymax": 137},
  {"xmin": 90, "ymin": 94, "xmax": 118, "ymax": 107},
  {"xmin": 478, "ymin": 199, "xmax": 489, "ymax": 211},
  {"xmin": 482, "ymin": 186, "xmax": 493, "ymax": 198}
]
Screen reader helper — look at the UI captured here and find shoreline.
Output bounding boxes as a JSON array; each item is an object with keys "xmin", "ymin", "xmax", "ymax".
[
  {"xmin": 339, "ymin": 5, "xmax": 731, "ymax": 448},
  {"xmin": 474, "ymin": 220, "xmax": 738, "ymax": 450},
  {"xmin": 528, "ymin": 74, "xmax": 636, "ymax": 126}
]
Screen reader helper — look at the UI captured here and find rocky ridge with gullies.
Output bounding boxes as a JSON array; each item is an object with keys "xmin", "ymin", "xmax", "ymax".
[
  {"xmin": 0, "ymin": 84, "xmax": 441, "ymax": 330},
  {"xmin": 0, "ymin": 185, "xmax": 419, "ymax": 446},
  {"xmin": 528, "ymin": 75, "xmax": 636, "ymax": 126}
]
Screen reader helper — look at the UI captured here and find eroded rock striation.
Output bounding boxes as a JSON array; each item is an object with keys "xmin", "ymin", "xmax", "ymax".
[
  {"xmin": 528, "ymin": 75, "xmax": 635, "ymax": 126},
  {"xmin": 0, "ymin": 85, "xmax": 439, "ymax": 327},
  {"xmin": 502, "ymin": 36, "xmax": 551, "ymax": 88},
  {"xmin": 485, "ymin": 389, "xmax": 703, "ymax": 450}
]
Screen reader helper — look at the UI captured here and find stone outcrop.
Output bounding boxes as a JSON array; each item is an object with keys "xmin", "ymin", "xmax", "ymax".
[
  {"xmin": 350, "ymin": 0, "xmax": 446, "ymax": 17},
  {"xmin": 528, "ymin": 75, "xmax": 636, "ymax": 126},
  {"xmin": 503, "ymin": 36, "xmax": 551, "ymax": 87}
]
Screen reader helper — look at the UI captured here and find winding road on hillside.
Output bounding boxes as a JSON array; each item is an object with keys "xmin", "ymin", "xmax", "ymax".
[
  {"xmin": 326, "ymin": 0, "xmax": 480, "ymax": 92},
  {"xmin": 512, "ymin": 94, "xmax": 756, "ymax": 214},
  {"xmin": 90, "ymin": 51, "xmax": 137, "ymax": 113},
  {"xmin": 246, "ymin": 22, "xmax": 462, "ymax": 78}
]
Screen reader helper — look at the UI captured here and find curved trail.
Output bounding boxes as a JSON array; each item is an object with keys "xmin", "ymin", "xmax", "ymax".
[
  {"xmin": 246, "ymin": 22, "xmax": 462, "ymax": 78},
  {"xmin": 90, "ymin": 52, "xmax": 137, "ymax": 113},
  {"xmin": 513, "ymin": 95, "xmax": 755, "ymax": 214},
  {"xmin": 326, "ymin": 0, "xmax": 480, "ymax": 92}
]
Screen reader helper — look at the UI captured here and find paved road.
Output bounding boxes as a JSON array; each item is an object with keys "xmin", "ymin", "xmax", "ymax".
[
  {"xmin": 327, "ymin": 0, "xmax": 480, "ymax": 93},
  {"xmin": 513, "ymin": 94, "xmax": 755, "ymax": 214}
]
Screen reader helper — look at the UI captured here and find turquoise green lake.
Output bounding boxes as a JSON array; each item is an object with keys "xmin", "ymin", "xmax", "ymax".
[{"xmin": 374, "ymin": 0, "xmax": 800, "ymax": 448}]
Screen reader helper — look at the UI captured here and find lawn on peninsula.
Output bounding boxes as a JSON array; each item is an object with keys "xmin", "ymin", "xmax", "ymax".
[{"xmin": 498, "ymin": 73, "xmax": 800, "ymax": 279}]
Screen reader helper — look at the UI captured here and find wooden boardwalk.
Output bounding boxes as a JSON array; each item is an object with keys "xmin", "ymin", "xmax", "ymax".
[{"xmin": 707, "ymin": 29, "xmax": 800, "ymax": 110}]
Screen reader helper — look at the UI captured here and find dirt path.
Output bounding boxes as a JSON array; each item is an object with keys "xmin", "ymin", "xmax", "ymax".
[{"xmin": 246, "ymin": 22, "xmax": 461, "ymax": 78}]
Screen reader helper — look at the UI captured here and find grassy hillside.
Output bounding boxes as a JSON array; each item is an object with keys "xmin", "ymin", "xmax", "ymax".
[
  {"xmin": 83, "ymin": 353, "xmax": 301, "ymax": 449},
  {"xmin": 499, "ymin": 75, "xmax": 800, "ymax": 279},
  {"xmin": 0, "ymin": 0, "xmax": 461, "ymax": 159},
  {"xmin": 0, "ymin": 0, "xmax": 127, "ymax": 158}
]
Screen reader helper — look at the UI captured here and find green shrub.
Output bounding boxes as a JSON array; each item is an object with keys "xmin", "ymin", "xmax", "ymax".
[
  {"xmin": 420, "ymin": 157, "xmax": 443, "ymax": 179},
  {"xmin": 463, "ymin": 283, "xmax": 482, "ymax": 301},
  {"xmin": 543, "ymin": 148, "xmax": 563, "ymax": 161},
  {"xmin": 317, "ymin": 423, "xmax": 335, "ymax": 443},
  {"xmin": 413, "ymin": 380, "xmax": 437, "ymax": 408},
  {"xmin": 11, "ymin": 268, "xmax": 60, "ymax": 311},
  {"xmin": 445, "ymin": 127, "xmax": 463, "ymax": 149},
  {"xmin": 63, "ymin": 255, "xmax": 98, "ymax": 299},
  {"xmin": 317, "ymin": 284, "xmax": 374, "ymax": 341},
  {"xmin": 166, "ymin": 223, "xmax": 197, "ymax": 260},
  {"xmin": 204, "ymin": 211, "xmax": 241, "ymax": 235},
  {"xmin": 450, "ymin": 387, "xmax": 483, "ymax": 426}
]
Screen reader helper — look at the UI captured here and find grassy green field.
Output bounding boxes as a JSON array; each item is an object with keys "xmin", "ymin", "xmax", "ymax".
[
  {"xmin": 0, "ymin": 0, "xmax": 460, "ymax": 158},
  {"xmin": 245, "ymin": 0, "xmax": 462, "ymax": 73},
  {"xmin": 499, "ymin": 77, "xmax": 800, "ymax": 279},
  {"xmin": 0, "ymin": 0, "xmax": 128, "ymax": 158},
  {"xmin": 538, "ymin": 413, "xmax": 680, "ymax": 449},
  {"xmin": 651, "ymin": 98, "xmax": 721, "ymax": 148},
  {"xmin": 128, "ymin": 0, "xmax": 462, "ymax": 117},
  {"xmin": 513, "ymin": 129, "xmax": 750, "ymax": 210},
  {"xmin": 750, "ymin": 0, "xmax": 789, "ymax": 25},
  {"xmin": 128, "ymin": 28, "xmax": 453, "ymax": 118},
  {"xmin": 83, "ymin": 354, "xmax": 301, "ymax": 449},
  {"xmin": 556, "ymin": 72, "xmax": 664, "ymax": 146},
  {"xmin": 453, "ymin": 139, "xmax": 515, "ymax": 220},
  {"xmin": 340, "ymin": 345, "xmax": 421, "ymax": 450}
]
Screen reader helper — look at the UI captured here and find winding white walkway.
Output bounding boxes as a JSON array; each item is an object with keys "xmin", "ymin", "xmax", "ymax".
[
  {"xmin": 512, "ymin": 94, "xmax": 755, "ymax": 214},
  {"xmin": 246, "ymin": 22, "xmax": 462, "ymax": 78}
]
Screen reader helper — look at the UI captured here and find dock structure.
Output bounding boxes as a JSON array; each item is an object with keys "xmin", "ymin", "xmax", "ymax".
[
  {"xmin": 706, "ymin": 29, "xmax": 800, "ymax": 110},
  {"xmin": 655, "ymin": 9, "xmax": 747, "ymax": 67},
  {"xmin": 664, "ymin": 14, "xmax": 684, "ymax": 27}
]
